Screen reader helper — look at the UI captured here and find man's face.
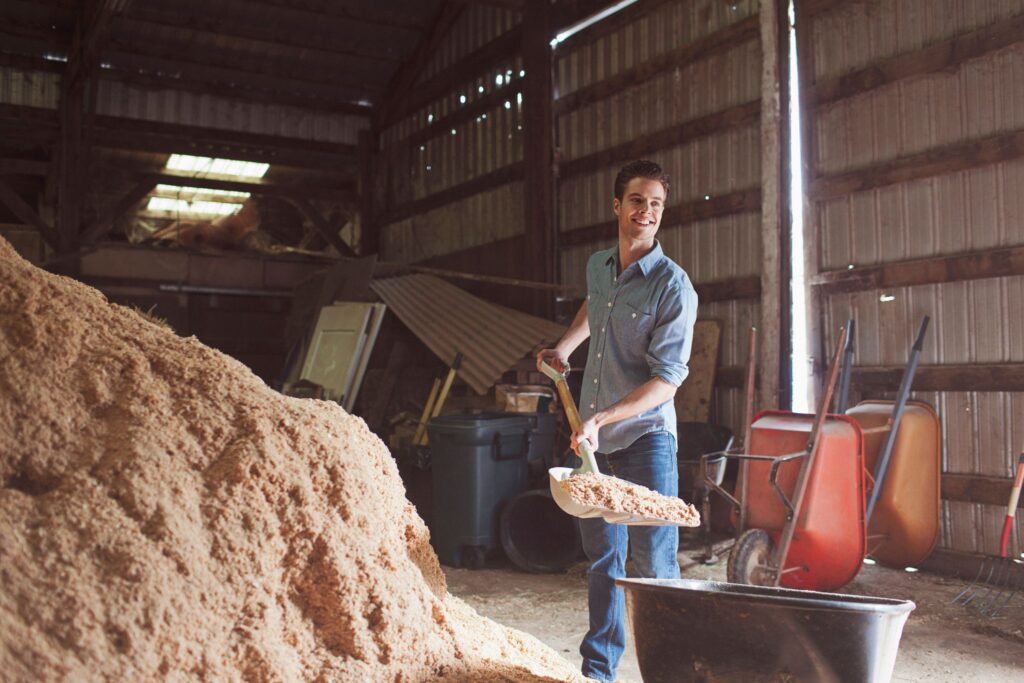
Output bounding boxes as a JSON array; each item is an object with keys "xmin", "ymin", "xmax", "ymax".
[{"xmin": 613, "ymin": 177, "xmax": 666, "ymax": 242}]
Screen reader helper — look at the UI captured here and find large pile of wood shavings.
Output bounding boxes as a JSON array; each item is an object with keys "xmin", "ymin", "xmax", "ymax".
[
  {"xmin": 559, "ymin": 473, "xmax": 700, "ymax": 526},
  {"xmin": 0, "ymin": 238, "xmax": 589, "ymax": 682}
]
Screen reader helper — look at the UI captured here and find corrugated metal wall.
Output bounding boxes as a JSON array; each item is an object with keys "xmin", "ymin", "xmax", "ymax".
[
  {"xmin": 555, "ymin": 0, "xmax": 763, "ymax": 436},
  {"xmin": 418, "ymin": 4, "xmax": 521, "ymax": 82},
  {"xmin": 0, "ymin": 67, "xmax": 61, "ymax": 109},
  {"xmin": 379, "ymin": 4, "xmax": 525, "ymax": 264},
  {"xmin": 802, "ymin": 0, "xmax": 1024, "ymax": 557}
]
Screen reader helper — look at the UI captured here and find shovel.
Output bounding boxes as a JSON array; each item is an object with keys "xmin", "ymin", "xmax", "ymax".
[{"xmin": 539, "ymin": 360, "xmax": 692, "ymax": 526}]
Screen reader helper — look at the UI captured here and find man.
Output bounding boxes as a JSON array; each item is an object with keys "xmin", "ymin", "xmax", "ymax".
[{"xmin": 537, "ymin": 159, "xmax": 697, "ymax": 682}]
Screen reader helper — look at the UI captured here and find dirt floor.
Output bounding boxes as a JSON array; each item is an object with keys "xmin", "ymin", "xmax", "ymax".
[{"xmin": 445, "ymin": 538, "xmax": 1024, "ymax": 682}]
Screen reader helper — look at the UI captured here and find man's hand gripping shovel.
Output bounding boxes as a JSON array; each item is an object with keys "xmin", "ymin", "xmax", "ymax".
[{"xmin": 539, "ymin": 360, "xmax": 691, "ymax": 526}]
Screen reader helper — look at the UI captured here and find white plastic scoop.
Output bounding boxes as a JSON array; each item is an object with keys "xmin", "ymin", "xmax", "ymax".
[{"xmin": 539, "ymin": 360, "xmax": 695, "ymax": 526}]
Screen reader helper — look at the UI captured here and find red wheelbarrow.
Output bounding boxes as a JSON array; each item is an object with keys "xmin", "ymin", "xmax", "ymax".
[
  {"xmin": 706, "ymin": 319, "xmax": 934, "ymax": 591},
  {"xmin": 702, "ymin": 327, "xmax": 857, "ymax": 591}
]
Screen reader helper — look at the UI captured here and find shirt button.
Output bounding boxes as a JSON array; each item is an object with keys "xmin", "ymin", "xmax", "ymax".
[
  {"xmin": 590, "ymin": 403, "xmax": 595, "ymax": 409},
  {"xmin": 593, "ymin": 379, "xmax": 598, "ymax": 384},
  {"xmin": 597, "ymin": 353, "xmax": 601, "ymax": 358},
  {"xmin": 601, "ymin": 327, "xmax": 605, "ymax": 333},
  {"xmin": 632, "ymin": 312, "xmax": 637, "ymax": 318},
  {"xmin": 607, "ymin": 302, "xmax": 612, "ymax": 308}
]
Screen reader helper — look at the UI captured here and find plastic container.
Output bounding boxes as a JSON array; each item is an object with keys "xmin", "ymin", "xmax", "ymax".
[
  {"xmin": 499, "ymin": 489, "xmax": 580, "ymax": 573},
  {"xmin": 522, "ymin": 411, "xmax": 557, "ymax": 463},
  {"xmin": 426, "ymin": 413, "xmax": 531, "ymax": 569},
  {"xmin": 618, "ymin": 578, "xmax": 915, "ymax": 683},
  {"xmin": 846, "ymin": 400, "xmax": 941, "ymax": 568}
]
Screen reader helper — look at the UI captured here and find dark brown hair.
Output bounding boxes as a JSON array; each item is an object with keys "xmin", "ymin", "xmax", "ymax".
[{"xmin": 613, "ymin": 160, "xmax": 670, "ymax": 201}]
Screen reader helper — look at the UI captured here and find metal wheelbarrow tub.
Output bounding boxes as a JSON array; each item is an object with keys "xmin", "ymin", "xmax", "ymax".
[{"xmin": 617, "ymin": 578, "xmax": 914, "ymax": 683}]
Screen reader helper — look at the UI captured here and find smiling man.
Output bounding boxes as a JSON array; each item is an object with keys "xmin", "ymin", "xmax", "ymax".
[{"xmin": 537, "ymin": 159, "xmax": 698, "ymax": 682}]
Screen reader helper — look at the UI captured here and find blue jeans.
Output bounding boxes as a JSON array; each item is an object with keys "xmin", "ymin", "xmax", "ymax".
[{"xmin": 577, "ymin": 431, "xmax": 680, "ymax": 682}]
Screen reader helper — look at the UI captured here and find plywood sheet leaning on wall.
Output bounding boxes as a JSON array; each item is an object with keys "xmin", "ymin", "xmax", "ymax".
[
  {"xmin": 675, "ymin": 319, "xmax": 722, "ymax": 423},
  {"xmin": 0, "ymin": 237, "xmax": 589, "ymax": 682}
]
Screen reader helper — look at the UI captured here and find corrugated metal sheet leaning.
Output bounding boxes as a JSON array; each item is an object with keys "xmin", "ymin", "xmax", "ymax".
[{"xmin": 370, "ymin": 274, "xmax": 565, "ymax": 395}]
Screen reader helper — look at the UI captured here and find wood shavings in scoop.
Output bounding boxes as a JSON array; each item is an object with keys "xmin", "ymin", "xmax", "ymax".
[
  {"xmin": 0, "ymin": 237, "xmax": 592, "ymax": 682},
  {"xmin": 559, "ymin": 472, "xmax": 701, "ymax": 526}
]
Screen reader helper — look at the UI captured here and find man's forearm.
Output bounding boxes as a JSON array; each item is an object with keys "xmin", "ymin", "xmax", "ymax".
[{"xmin": 591, "ymin": 377, "xmax": 677, "ymax": 430}]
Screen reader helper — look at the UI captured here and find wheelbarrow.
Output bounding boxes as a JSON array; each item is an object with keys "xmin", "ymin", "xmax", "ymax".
[
  {"xmin": 835, "ymin": 318, "xmax": 941, "ymax": 569},
  {"xmin": 617, "ymin": 577, "xmax": 915, "ymax": 683},
  {"xmin": 703, "ymin": 326, "xmax": 863, "ymax": 591}
]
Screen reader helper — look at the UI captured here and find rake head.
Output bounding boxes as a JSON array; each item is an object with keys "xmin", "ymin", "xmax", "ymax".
[{"xmin": 951, "ymin": 556, "xmax": 1024, "ymax": 618}]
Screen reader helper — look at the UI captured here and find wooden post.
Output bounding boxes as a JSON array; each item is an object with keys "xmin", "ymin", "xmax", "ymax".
[
  {"xmin": 759, "ymin": 0, "xmax": 785, "ymax": 409},
  {"xmin": 522, "ymin": 0, "xmax": 556, "ymax": 317},
  {"xmin": 358, "ymin": 129, "xmax": 378, "ymax": 256},
  {"xmin": 56, "ymin": 77, "xmax": 86, "ymax": 252}
]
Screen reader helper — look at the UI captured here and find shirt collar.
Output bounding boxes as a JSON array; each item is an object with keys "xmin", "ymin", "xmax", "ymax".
[{"xmin": 604, "ymin": 240, "xmax": 663, "ymax": 279}]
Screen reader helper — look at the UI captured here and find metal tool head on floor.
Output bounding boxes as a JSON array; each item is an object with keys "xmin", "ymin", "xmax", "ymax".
[
  {"xmin": 539, "ymin": 360, "xmax": 695, "ymax": 526},
  {"xmin": 952, "ymin": 451, "xmax": 1024, "ymax": 618}
]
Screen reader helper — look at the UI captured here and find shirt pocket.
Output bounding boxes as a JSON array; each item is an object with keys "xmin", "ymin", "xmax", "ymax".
[{"xmin": 611, "ymin": 299, "xmax": 655, "ymax": 348}]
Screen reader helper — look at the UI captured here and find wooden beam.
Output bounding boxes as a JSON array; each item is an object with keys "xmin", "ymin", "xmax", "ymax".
[
  {"xmin": 121, "ymin": 8, "xmax": 403, "ymax": 65},
  {"xmin": 0, "ymin": 41, "xmax": 374, "ymax": 115},
  {"xmin": 463, "ymin": 0, "xmax": 524, "ymax": 10},
  {"xmin": 522, "ymin": 0, "xmax": 556, "ymax": 313},
  {"xmin": 696, "ymin": 276, "xmax": 762, "ymax": 304},
  {"xmin": 554, "ymin": 15, "xmax": 759, "ymax": 116},
  {"xmin": 942, "ymin": 472, "xmax": 1024, "ymax": 509},
  {"xmin": 561, "ymin": 187, "xmax": 761, "ymax": 247},
  {"xmin": 0, "ymin": 51, "xmax": 64, "ymax": 74},
  {"xmin": 0, "ymin": 159, "xmax": 50, "ymax": 175},
  {"xmin": 382, "ymin": 161, "xmax": 525, "ymax": 225},
  {"xmin": 98, "ymin": 67, "xmax": 373, "ymax": 117},
  {"xmin": 852, "ymin": 364, "xmax": 1024, "ymax": 394},
  {"xmin": 809, "ymin": 13, "xmax": 1024, "ymax": 109},
  {"xmin": 246, "ymin": 0, "xmax": 427, "ymax": 32},
  {"xmin": 0, "ymin": 103, "xmax": 364, "ymax": 173},
  {"xmin": 559, "ymin": 100, "xmax": 760, "ymax": 179},
  {"xmin": 81, "ymin": 178, "xmax": 157, "ymax": 242},
  {"xmin": 89, "ymin": 114, "xmax": 358, "ymax": 171},
  {"xmin": 293, "ymin": 199, "xmax": 357, "ymax": 258},
  {"xmin": 0, "ymin": 177, "xmax": 59, "ymax": 249},
  {"xmin": 758, "ymin": 0, "xmax": 785, "ymax": 411},
  {"xmin": 104, "ymin": 50, "xmax": 378, "ymax": 107},
  {"xmin": 553, "ymin": 0, "xmax": 675, "ymax": 53},
  {"xmin": 809, "ymin": 129, "xmax": 1024, "ymax": 202},
  {"xmin": 378, "ymin": 2, "xmax": 465, "ymax": 127},
  {"xmin": 386, "ymin": 26, "xmax": 524, "ymax": 126},
  {"xmin": 107, "ymin": 26, "xmax": 387, "ymax": 93},
  {"xmin": 811, "ymin": 245, "xmax": 1024, "ymax": 295},
  {"xmin": 133, "ymin": 169, "xmax": 355, "ymax": 202},
  {"xmin": 67, "ymin": 0, "xmax": 133, "ymax": 89}
]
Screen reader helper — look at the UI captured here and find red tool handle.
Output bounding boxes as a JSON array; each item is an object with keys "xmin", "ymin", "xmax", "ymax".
[{"xmin": 999, "ymin": 454, "xmax": 1024, "ymax": 558}]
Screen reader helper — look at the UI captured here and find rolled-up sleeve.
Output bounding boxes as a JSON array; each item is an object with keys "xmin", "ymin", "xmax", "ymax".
[{"xmin": 646, "ymin": 283, "xmax": 698, "ymax": 387}]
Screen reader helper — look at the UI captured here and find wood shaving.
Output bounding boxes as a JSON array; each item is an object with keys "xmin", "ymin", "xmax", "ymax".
[
  {"xmin": 559, "ymin": 472, "xmax": 701, "ymax": 526},
  {"xmin": 0, "ymin": 238, "xmax": 591, "ymax": 682}
]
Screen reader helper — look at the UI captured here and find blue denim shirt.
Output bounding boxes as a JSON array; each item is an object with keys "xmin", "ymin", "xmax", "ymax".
[{"xmin": 579, "ymin": 241, "xmax": 698, "ymax": 454}]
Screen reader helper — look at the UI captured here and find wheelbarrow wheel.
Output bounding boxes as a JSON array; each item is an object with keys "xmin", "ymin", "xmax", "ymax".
[{"xmin": 728, "ymin": 529, "xmax": 776, "ymax": 586}]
